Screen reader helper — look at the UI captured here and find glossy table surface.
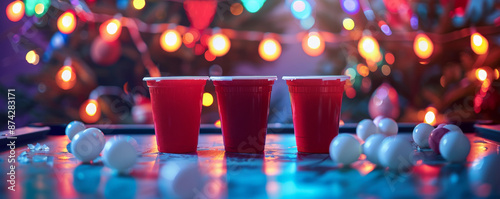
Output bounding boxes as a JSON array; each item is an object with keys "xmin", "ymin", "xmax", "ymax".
[{"xmin": 1, "ymin": 132, "xmax": 499, "ymax": 199}]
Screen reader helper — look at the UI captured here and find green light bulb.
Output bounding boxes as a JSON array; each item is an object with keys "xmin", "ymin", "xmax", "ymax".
[{"xmin": 241, "ymin": 0, "xmax": 266, "ymax": 13}]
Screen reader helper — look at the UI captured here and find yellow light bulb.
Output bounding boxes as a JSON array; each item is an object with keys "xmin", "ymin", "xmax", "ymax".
[
  {"xmin": 343, "ymin": 18, "xmax": 355, "ymax": 30},
  {"xmin": 133, "ymin": 0, "xmax": 146, "ymax": 10},
  {"xmin": 302, "ymin": 32, "xmax": 324, "ymax": 57},
  {"xmin": 160, "ymin": 29, "xmax": 182, "ymax": 52},
  {"xmin": 34, "ymin": 3, "xmax": 44, "ymax": 15},
  {"xmin": 258, "ymin": 38, "xmax": 281, "ymax": 61},
  {"xmin": 208, "ymin": 33, "xmax": 231, "ymax": 57},
  {"xmin": 56, "ymin": 66, "xmax": 76, "ymax": 90},
  {"xmin": 202, "ymin": 92, "xmax": 214, "ymax": 107},
  {"xmin": 471, "ymin": 33, "xmax": 488, "ymax": 55},
  {"xmin": 413, "ymin": 33, "xmax": 433, "ymax": 59},
  {"xmin": 476, "ymin": 68, "xmax": 487, "ymax": 81},
  {"xmin": 358, "ymin": 35, "xmax": 381, "ymax": 62},
  {"xmin": 57, "ymin": 12, "xmax": 76, "ymax": 34}
]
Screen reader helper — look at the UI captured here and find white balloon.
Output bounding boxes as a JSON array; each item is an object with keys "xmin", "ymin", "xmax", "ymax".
[
  {"xmin": 378, "ymin": 136, "xmax": 413, "ymax": 170},
  {"xmin": 363, "ymin": 134, "xmax": 386, "ymax": 165},
  {"xmin": 71, "ymin": 128, "xmax": 105, "ymax": 162},
  {"xmin": 102, "ymin": 136, "xmax": 138, "ymax": 173},
  {"xmin": 329, "ymin": 134, "xmax": 361, "ymax": 166},
  {"xmin": 159, "ymin": 161, "xmax": 206, "ymax": 199},
  {"xmin": 378, "ymin": 118, "xmax": 398, "ymax": 136},
  {"xmin": 356, "ymin": 119, "xmax": 379, "ymax": 141},
  {"xmin": 439, "ymin": 131, "xmax": 470, "ymax": 163},
  {"xmin": 66, "ymin": 121, "xmax": 85, "ymax": 140},
  {"xmin": 443, "ymin": 124, "xmax": 463, "ymax": 134},
  {"xmin": 412, "ymin": 123, "xmax": 435, "ymax": 148}
]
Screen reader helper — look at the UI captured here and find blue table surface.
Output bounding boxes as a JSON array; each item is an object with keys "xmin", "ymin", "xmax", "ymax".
[{"xmin": 1, "ymin": 133, "xmax": 499, "ymax": 198}]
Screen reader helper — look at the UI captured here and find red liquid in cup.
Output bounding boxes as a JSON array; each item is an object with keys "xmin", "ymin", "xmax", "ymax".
[
  {"xmin": 284, "ymin": 76, "xmax": 348, "ymax": 153},
  {"xmin": 144, "ymin": 77, "xmax": 208, "ymax": 153},
  {"xmin": 212, "ymin": 77, "xmax": 276, "ymax": 153}
]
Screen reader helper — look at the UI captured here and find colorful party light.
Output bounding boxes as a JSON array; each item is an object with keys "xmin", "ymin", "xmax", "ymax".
[
  {"xmin": 343, "ymin": 18, "xmax": 355, "ymax": 30},
  {"xmin": 100, "ymin": 19, "xmax": 122, "ymax": 42},
  {"xmin": 241, "ymin": 0, "xmax": 266, "ymax": 13},
  {"xmin": 424, "ymin": 107, "xmax": 437, "ymax": 126},
  {"xmin": 57, "ymin": 11, "xmax": 76, "ymax": 34},
  {"xmin": 413, "ymin": 33, "xmax": 433, "ymax": 59},
  {"xmin": 476, "ymin": 68, "xmax": 487, "ymax": 81},
  {"xmin": 56, "ymin": 65, "xmax": 76, "ymax": 90},
  {"xmin": 358, "ymin": 35, "xmax": 381, "ymax": 62},
  {"xmin": 6, "ymin": 1, "xmax": 24, "ymax": 22},
  {"xmin": 340, "ymin": 0, "xmax": 359, "ymax": 15},
  {"xmin": 133, "ymin": 0, "xmax": 145, "ymax": 10},
  {"xmin": 258, "ymin": 38, "xmax": 281, "ymax": 61},
  {"xmin": 290, "ymin": 0, "xmax": 312, "ymax": 20},
  {"xmin": 25, "ymin": 0, "xmax": 49, "ymax": 18},
  {"xmin": 25, "ymin": 50, "xmax": 39, "ymax": 65},
  {"xmin": 230, "ymin": 3, "xmax": 244, "ymax": 15},
  {"xmin": 160, "ymin": 29, "xmax": 182, "ymax": 52},
  {"xmin": 302, "ymin": 32, "xmax": 324, "ymax": 57},
  {"xmin": 208, "ymin": 33, "xmax": 231, "ymax": 57},
  {"xmin": 202, "ymin": 92, "xmax": 214, "ymax": 107},
  {"xmin": 471, "ymin": 33, "xmax": 488, "ymax": 55},
  {"xmin": 80, "ymin": 99, "xmax": 101, "ymax": 123}
]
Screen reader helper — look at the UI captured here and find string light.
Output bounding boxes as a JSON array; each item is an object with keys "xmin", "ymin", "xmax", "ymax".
[
  {"xmin": 290, "ymin": 0, "xmax": 312, "ymax": 20},
  {"xmin": 56, "ymin": 66, "xmax": 76, "ymax": 90},
  {"xmin": 358, "ymin": 35, "xmax": 381, "ymax": 62},
  {"xmin": 470, "ymin": 33, "xmax": 488, "ymax": 55},
  {"xmin": 340, "ymin": 0, "xmax": 359, "ymax": 15},
  {"xmin": 258, "ymin": 38, "xmax": 281, "ymax": 61},
  {"xmin": 100, "ymin": 19, "xmax": 122, "ymax": 42},
  {"xmin": 424, "ymin": 107, "xmax": 437, "ymax": 126},
  {"xmin": 204, "ymin": 50, "xmax": 216, "ymax": 61},
  {"xmin": 160, "ymin": 29, "xmax": 182, "ymax": 52},
  {"xmin": 302, "ymin": 32, "xmax": 324, "ymax": 57},
  {"xmin": 34, "ymin": 3, "xmax": 44, "ymax": 15},
  {"xmin": 381, "ymin": 65, "xmax": 391, "ymax": 76},
  {"xmin": 356, "ymin": 64, "xmax": 369, "ymax": 77},
  {"xmin": 385, "ymin": 52, "xmax": 395, "ymax": 65},
  {"xmin": 208, "ymin": 33, "xmax": 231, "ymax": 57},
  {"xmin": 133, "ymin": 0, "xmax": 146, "ymax": 10},
  {"xmin": 476, "ymin": 68, "xmax": 487, "ymax": 81},
  {"xmin": 342, "ymin": 18, "xmax": 355, "ymax": 30},
  {"xmin": 6, "ymin": 1, "xmax": 24, "ymax": 22},
  {"xmin": 495, "ymin": 69, "xmax": 499, "ymax": 80},
  {"xmin": 80, "ymin": 99, "xmax": 100, "ymax": 123},
  {"xmin": 214, "ymin": 120, "xmax": 221, "ymax": 128},
  {"xmin": 57, "ymin": 11, "xmax": 77, "ymax": 34},
  {"xmin": 413, "ymin": 33, "xmax": 433, "ymax": 59},
  {"xmin": 25, "ymin": 50, "xmax": 39, "ymax": 65},
  {"xmin": 202, "ymin": 92, "xmax": 214, "ymax": 107},
  {"xmin": 241, "ymin": 0, "xmax": 266, "ymax": 13},
  {"xmin": 230, "ymin": 3, "xmax": 244, "ymax": 15}
]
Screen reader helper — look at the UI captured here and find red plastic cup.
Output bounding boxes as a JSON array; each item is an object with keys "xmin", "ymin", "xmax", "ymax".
[
  {"xmin": 143, "ymin": 76, "xmax": 209, "ymax": 153},
  {"xmin": 211, "ymin": 76, "xmax": 277, "ymax": 153},
  {"xmin": 283, "ymin": 76, "xmax": 350, "ymax": 153}
]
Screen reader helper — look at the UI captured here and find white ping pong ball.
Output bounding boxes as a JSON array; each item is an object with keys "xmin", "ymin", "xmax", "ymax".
[
  {"xmin": 71, "ymin": 128, "xmax": 105, "ymax": 162},
  {"xmin": 102, "ymin": 136, "xmax": 138, "ymax": 173},
  {"xmin": 356, "ymin": 119, "xmax": 379, "ymax": 141},
  {"xmin": 443, "ymin": 124, "xmax": 463, "ymax": 134},
  {"xmin": 378, "ymin": 118, "xmax": 398, "ymax": 136},
  {"xmin": 439, "ymin": 131, "xmax": 470, "ymax": 163},
  {"xmin": 378, "ymin": 136, "xmax": 413, "ymax": 170},
  {"xmin": 66, "ymin": 121, "xmax": 85, "ymax": 140},
  {"xmin": 159, "ymin": 161, "xmax": 206, "ymax": 198},
  {"xmin": 329, "ymin": 134, "xmax": 361, "ymax": 166},
  {"xmin": 363, "ymin": 134, "xmax": 386, "ymax": 165},
  {"xmin": 412, "ymin": 123, "xmax": 435, "ymax": 148}
]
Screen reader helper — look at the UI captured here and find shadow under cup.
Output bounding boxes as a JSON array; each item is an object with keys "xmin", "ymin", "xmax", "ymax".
[
  {"xmin": 211, "ymin": 76, "xmax": 277, "ymax": 154},
  {"xmin": 283, "ymin": 76, "xmax": 349, "ymax": 153},
  {"xmin": 144, "ymin": 77, "xmax": 208, "ymax": 153}
]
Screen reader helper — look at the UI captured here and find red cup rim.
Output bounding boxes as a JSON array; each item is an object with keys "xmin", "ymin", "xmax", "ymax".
[
  {"xmin": 143, "ymin": 76, "xmax": 210, "ymax": 81},
  {"xmin": 282, "ymin": 75, "xmax": 350, "ymax": 81},
  {"xmin": 210, "ymin": 76, "xmax": 277, "ymax": 81}
]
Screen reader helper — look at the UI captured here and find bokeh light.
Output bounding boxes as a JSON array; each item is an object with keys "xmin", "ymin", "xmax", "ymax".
[
  {"xmin": 413, "ymin": 33, "xmax": 433, "ymax": 59},
  {"xmin": 494, "ymin": 69, "xmax": 499, "ymax": 80},
  {"xmin": 202, "ymin": 92, "xmax": 214, "ymax": 107},
  {"xmin": 385, "ymin": 52, "xmax": 395, "ymax": 65},
  {"xmin": 471, "ymin": 33, "xmax": 488, "ymax": 55},
  {"xmin": 214, "ymin": 120, "xmax": 221, "ymax": 128},
  {"xmin": 476, "ymin": 68, "xmax": 487, "ymax": 81},
  {"xmin": 424, "ymin": 107, "xmax": 437, "ymax": 126},
  {"xmin": 381, "ymin": 65, "xmax": 391, "ymax": 76},
  {"xmin": 241, "ymin": 0, "xmax": 266, "ymax": 13},
  {"xmin": 100, "ymin": 19, "xmax": 122, "ymax": 42},
  {"xmin": 57, "ymin": 11, "xmax": 76, "ymax": 34},
  {"xmin": 343, "ymin": 18, "xmax": 355, "ymax": 30},
  {"xmin": 302, "ymin": 32, "xmax": 324, "ymax": 57},
  {"xmin": 208, "ymin": 33, "xmax": 231, "ymax": 57},
  {"xmin": 34, "ymin": 3, "xmax": 44, "ymax": 15},
  {"xmin": 356, "ymin": 64, "xmax": 369, "ymax": 77},
  {"xmin": 230, "ymin": 3, "xmax": 244, "ymax": 15},
  {"xmin": 56, "ymin": 66, "xmax": 76, "ymax": 90},
  {"xmin": 25, "ymin": 50, "xmax": 39, "ymax": 65},
  {"xmin": 204, "ymin": 50, "xmax": 216, "ymax": 62},
  {"xmin": 80, "ymin": 99, "xmax": 101, "ymax": 123},
  {"xmin": 6, "ymin": 1, "xmax": 24, "ymax": 22},
  {"xmin": 290, "ymin": 0, "xmax": 312, "ymax": 19},
  {"xmin": 259, "ymin": 38, "xmax": 281, "ymax": 61},
  {"xmin": 358, "ymin": 35, "xmax": 381, "ymax": 62},
  {"xmin": 340, "ymin": 0, "xmax": 359, "ymax": 15},
  {"xmin": 133, "ymin": 0, "xmax": 146, "ymax": 10},
  {"xmin": 160, "ymin": 29, "xmax": 182, "ymax": 52}
]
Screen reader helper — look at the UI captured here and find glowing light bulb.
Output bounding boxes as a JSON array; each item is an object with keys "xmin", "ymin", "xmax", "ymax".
[
  {"xmin": 34, "ymin": 3, "xmax": 44, "ymax": 15},
  {"xmin": 160, "ymin": 29, "xmax": 182, "ymax": 52},
  {"xmin": 57, "ymin": 11, "xmax": 76, "ymax": 34},
  {"xmin": 290, "ymin": 0, "xmax": 312, "ymax": 19},
  {"xmin": 208, "ymin": 33, "xmax": 231, "ymax": 57},
  {"xmin": 259, "ymin": 38, "xmax": 281, "ymax": 61},
  {"xmin": 133, "ymin": 0, "xmax": 146, "ymax": 10},
  {"xmin": 56, "ymin": 66, "xmax": 76, "ymax": 90},
  {"xmin": 471, "ymin": 33, "xmax": 488, "ymax": 55},
  {"xmin": 343, "ymin": 18, "xmax": 355, "ymax": 30},
  {"xmin": 100, "ymin": 19, "xmax": 122, "ymax": 42},
  {"xmin": 476, "ymin": 68, "xmax": 487, "ymax": 81},
  {"xmin": 25, "ymin": 50, "xmax": 38, "ymax": 64},
  {"xmin": 80, "ymin": 99, "xmax": 101, "ymax": 123},
  {"xmin": 340, "ymin": 0, "xmax": 360, "ymax": 15},
  {"xmin": 6, "ymin": 1, "xmax": 25, "ymax": 22},
  {"xmin": 424, "ymin": 107, "xmax": 436, "ymax": 126},
  {"xmin": 202, "ymin": 92, "xmax": 214, "ymax": 107},
  {"xmin": 241, "ymin": 0, "xmax": 266, "ymax": 13},
  {"xmin": 413, "ymin": 33, "xmax": 433, "ymax": 59},
  {"xmin": 358, "ymin": 35, "xmax": 381, "ymax": 62},
  {"xmin": 214, "ymin": 120, "xmax": 221, "ymax": 128},
  {"xmin": 302, "ymin": 32, "xmax": 324, "ymax": 57}
]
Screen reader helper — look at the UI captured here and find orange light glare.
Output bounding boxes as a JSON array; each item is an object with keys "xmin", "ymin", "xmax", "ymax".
[
  {"xmin": 160, "ymin": 29, "xmax": 182, "ymax": 52},
  {"xmin": 302, "ymin": 32, "xmax": 324, "ymax": 57},
  {"xmin": 471, "ymin": 33, "xmax": 488, "ymax": 55},
  {"xmin": 413, "ymin": 33, "xmax": 433, "ymax": 59},
  {"xmin": 208, "ymin": 33, "xmax": 231, "ymax": 57},
  {"xmin": 6, "ymin": 1, "xmax": 24, "ymax": 22},
  {"xmin": 57, "ymin": 11, "xmax": 76, "ymax": 34},
  {"xmin": 100, "ymin": 19, "xmax": 122, "ymax": 42},
  {"xmin": 56, "ymin": 66, "xmax": 76, "ymax": 90},
  {"xmin": 258, "ymin": 38, "xmax": 281, "ymax": 61}
]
